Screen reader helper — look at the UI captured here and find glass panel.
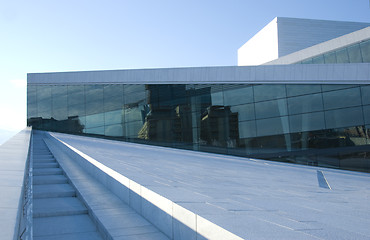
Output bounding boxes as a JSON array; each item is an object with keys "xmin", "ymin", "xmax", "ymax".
[
  {"xmin": 256, "ymin": 116, "xmax": 289, "ymax": 137},
  {"xmin": 323, "ymin": 87, "xmax": 361, "ymax": 110},
  {"xmin": 289, "ymin": 112, "xmax": 325, "ymax": 133},
  {"xmin": 123, "ymin": 121, "xmax": 144, "ymax": 138},
  {"xmin": 27, "ymin": 102, "xmax": 37, "ymax": 118},
  {"xmin": 37, "ymin": 99, "xmax": 51, "ymax": 114},
  {"xmin": 238, "ymin": 121, "xmax": 257, "ymax": 138},
  {"xmin": 230, "ymin": 103, "xmax": 255, "ymax": 121},
  {"xmin": 104, "ymin": 92, "xmax": 123, "ymax": 111},
  {"xmin": 68, "ymin": 104, "xmax": 85, "ymax": 117},
  {"xmin": 288, "ymin": 93, "xmax": 323, "ymax": 115},
  {"xmin": 254, "ymin": 85, "xmax": 286, "ymax": 102},
  {"xmin": 105, "ymin": 110, "xmax": 122, "ymax": 125},
  {"xmin": 312, "ymin": 55, "xmax": 324, "ymax": 64},
  {"xmin": 211, "ymin": 91, "xmax": 223, "ymax": 106},
  {"xmin": 85, "ymin": 85, "xmax": 104, "ymax": 104},
  {"xmin": 324, "ymin": 52, "xmax": 336, "ymax": 63},
  {"xmin": 52, "ymin": 105, "xmax": 68, "ymax": 121},
  {"xmin": 301, "ymin": 58, "xmax": 313, "ymax": 64},
  {"xmin": 255, "ymin": 99, "xmax": 288, "ymax": 119},
  {"xmin": 68, "ymin": 85, "xmax": 84, "ymax": 105},
  {"xmin": 104, "ymin": 84, "xmax": 123, "ymax": 97},
  {"xmin": 223, "ymin": 86, "xmax": 253, "ymax": 106},
  {"xmin": 325, "ymin": 107, "xmax": 364, "ymax": 129},
  {"xmin": 348, "ymin": 44, "xmax": 363, "ymax": 63},
  {"xmin": 52, "ymin": 85, "xmax": 67, "ymax": 96},
  {"xmin": 361, "ymin": 85, "xmax": 370, "ymax": 105},
  {"xmin": 85, "ymin": 126, "xmax": 104, "ymax": 135},
  {"xmin": 360, "ymin": 40, "xmax": 370, "ymax": 62},
  {"xmin": 85, "ymin": 113, "xmax": 104, "ymax": 128},
  {"xmin": 105, "ymin": 124, "xmax": 123, "ymax": 137},
  {"xmin": 27, "ymin": 85, "xmax": 37, "ymax": 103},
  {"xmin": 321, "ymin": 84, "xmax": 358, "ymax": 91},
  {"xmin": 86, "ymin": 101, "xmax": 104, "ymax": 115},
  {"xmin": 286, "ymin": 84, "xmax": 321, "ymax": 97},
  {"xmin": 364, "ymin": 105, "xmax": 370, "ymax": 125},
  {"xmin": 335, "ymin": 48, "xmax": 349, "ymax": 63},
  {"xmin": 37, "ymin": 85, "xmax": 52, "ymax": 100}
]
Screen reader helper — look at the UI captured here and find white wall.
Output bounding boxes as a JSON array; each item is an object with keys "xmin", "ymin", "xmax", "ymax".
[{"xmin": 237, "ymin": 17, "xmax": 279, "ymax": 66}]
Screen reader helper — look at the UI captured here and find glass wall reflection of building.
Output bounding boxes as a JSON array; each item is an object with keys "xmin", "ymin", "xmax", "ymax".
[
  {"xmin": 27, "ymin": 82, "xmax": 370, "ymax": 172},
  {"xmin": 27, "ymin": 17, "xmax": 370, "ymax": 172}
]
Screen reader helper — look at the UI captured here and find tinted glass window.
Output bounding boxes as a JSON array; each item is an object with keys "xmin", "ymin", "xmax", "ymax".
[
  {"xmin": 286, "ymin": 84, "xmax": 321, "ymax": 97},
  {"xmin": 105, "ymin": 124, "xmax": 123, "ymax": 137},
  {"xmin": 68, "ymin": 104, "xmax": 85, "ymax": 117},
  {"xmin": 230, "ymin": 103, "xmax": 255, "ymax": 121},
  {"xmin": 361, "ymin": 85, "xmax": 370, "ymax": 105},
  {"xmin": 289, "ymin": 112, "xmax": 325, "ymax": 133},
  {"xmin": 348, "ymin": 44, "xmax": 362, "ymax": 63},
  {"xmin": 363, "ymin": 105, "xmax": 370, "ymax": 125},
  {"xmin": 256, "ymin": 116, "xmax": 289, "ymax": 136},
  {"xmin": 239, "ymin": 121, "xmax": 256, "ymax": 138},
  {"xmin": 27, "ymin": 85, "xmax": 37, "ymax": 104},
  {"xmin": 360, "ymin": 40, "xmax": 370, "ymax": 62},
  {"xmin": 325, "ymin": 107, "xmax": 363, "ymax": 129},
  {"xmin": 223, "ymin": 86, "xmax": 253, "ymax": 106},
  {"xmin": 335, "ymin": 48, "xmax": 349, "ymax": 63},
  {"xmin": 85, "ymin": 126, "xmax": 104, "ymax": 135},
  {"xmin": 85, "ymin": 113, "xmax": 104, "ymax": 128},
  {"xmin": 68, "ymin": 86, "xmax": 84, "ymax": 105},
  {"xmin": 255, "ymin": 99, "xmax": 288, "ymax": 119},
  {"xmin": 288, "ymin": 93, "xmax": 323, "ymax": 115},
  {"xmin": 254, "ymin": 85, "xmax": 286, "ymax": 102},
  {"xmin": 312, "ymin": 55, "xmax": 324, "ymax": 64},
  {"xmin": 323, "ymin": 87, "xmax": 361, "ymax": 110},
  {"xmin": 105, "ymin": 110, "xmax": 122, "ymax": 125},
  {"xmin": 324, "ymin": 52, "xmax": 336, "ymax": 63}
]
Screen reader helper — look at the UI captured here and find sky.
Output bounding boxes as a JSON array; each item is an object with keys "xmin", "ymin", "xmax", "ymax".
[{"xmin": 0, "ymin": 0, "xmax": 370, "ymax": 144}]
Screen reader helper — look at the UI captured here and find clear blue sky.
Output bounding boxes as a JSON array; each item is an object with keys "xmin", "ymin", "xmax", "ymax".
[{"xmin": 0, "ymin": 0, "xmax": 370, "ymax": 142}]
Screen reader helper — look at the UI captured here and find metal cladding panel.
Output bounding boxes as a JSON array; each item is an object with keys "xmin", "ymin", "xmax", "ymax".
[
  {"xmin": 27, "ymin": 64, "xmax": 370, "ymax": 85},
  {"xmin": 277, "ymin": 17, "xmax": 370, "ymax": 57}
]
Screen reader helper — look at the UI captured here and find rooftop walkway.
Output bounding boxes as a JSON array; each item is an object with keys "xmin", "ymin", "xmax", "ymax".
[{"xmin": 45, "ymin": 131, "xmax": 370, "ymax": 240}]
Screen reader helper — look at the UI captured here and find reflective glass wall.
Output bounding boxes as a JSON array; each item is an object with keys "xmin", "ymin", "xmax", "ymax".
[
  {"xmin": 28, "ymin": 83, "xmax": 370, "ymax": 172},
  {"xmin": 300, "ymin": 39, "xmax": 370, "ymax": 64}
]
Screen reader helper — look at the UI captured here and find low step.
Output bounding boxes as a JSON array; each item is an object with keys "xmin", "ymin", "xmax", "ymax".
[
  {"xmin": 33, "ymin": 175, "xmax": 68, "ymax": 185},
  {"xmin": 33, "ymin": 232, "xmax": 103, "ymax": 240},
  {"xmin": 33, "ymin": 158, "xmax": 56, "ymax": 163},
  {"xmin": 33, "ymin": 214, "xmax": 98, "ymax": 237},
  {"xmin": 33, "ymin": 184, "xmax": 76, "ymax": 198},
  {"xmin": 34, "ymin": 162, "xmax": 59, "ymax": 169},
  {"xmin": 33, "ymin": 168, "xmax": 63, "ymax": 176},
  {"xmin": 33, "ymin": 197, "xmax": 88, "ymax": 218}
]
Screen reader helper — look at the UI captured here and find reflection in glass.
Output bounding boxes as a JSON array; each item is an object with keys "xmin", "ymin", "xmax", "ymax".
[
  {"xmin": 288, "ymin": 93, "xmax": 323, "ymax": 115},
  {"xmin": 286, "ymin": 84, "xmax": 321, "ymax": 97},
  {"xmin": 256, "ymin": 116, "xmax": 289, "ymax": 137},
  {"xmin": 68, "ymin": 86, "xmax": 84, "ymax": 105},
  {"xmin": 255, "ymin": 99, "xmax": 288, "ymax": 119},
  {"xmin": 254, "ymin": 85, "xmax": 286, "ymax": 102},
  {"xmin": 335, "ymin": 48, "xmax": 349, "ymax": 63},
  {"xmin": 223, "ymin": 86, "xmax": 253, "ymax": 106},
  {"xmin": 360, "ymin": 40, "xmax": 370, "ymax": 62},
  {"xmin": 348, "ymin": 44, "xmax": 363, "ymax": 63},
  {"xmin": 289, "ymin": 112, "xmax": 325, "ymax": 133},
  {"xmin": 27, "ymin": 83, "xmax": 370, "ymax": 172},
  {"xmin": 85, "ymin": 113, "xmax": 104, "ymax": 129},
  {"xmin": 325, "ymin": 107, "xmax": 363, "ymax": 129},
  {"xmin": 361, "ymin": 86, "xmax": 370, "ymax": 105},
  {"xmin": 323, "ymin": 87, "xmax": 361, "ymax": 110}
]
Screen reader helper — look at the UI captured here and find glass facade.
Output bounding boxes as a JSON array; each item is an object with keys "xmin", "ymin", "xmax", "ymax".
[
  {"xmin": 300, "ymin": 39, "xmax": 370, "ymax": 64},
  {"xmin": 27, "ymin": 83, "xmax": 370, "ymax": 172}
]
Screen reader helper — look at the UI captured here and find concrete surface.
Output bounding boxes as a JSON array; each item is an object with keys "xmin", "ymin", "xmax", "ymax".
[{"xmin": 48, "ymin": 131, "xmax": 370, "ymax": 240}]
